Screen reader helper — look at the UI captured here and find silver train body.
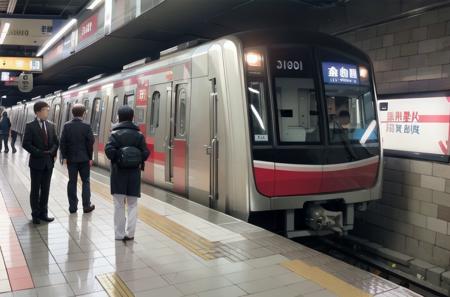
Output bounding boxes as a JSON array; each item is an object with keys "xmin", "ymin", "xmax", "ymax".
[{"xmin": 8, "ymin": 31, "xmax": 383, "ymax": 236}]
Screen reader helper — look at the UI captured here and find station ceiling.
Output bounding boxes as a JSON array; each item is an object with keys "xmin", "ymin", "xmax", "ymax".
[{"xmin": 1, "ymin": 0, "xmax": 450, "ymax": 106}]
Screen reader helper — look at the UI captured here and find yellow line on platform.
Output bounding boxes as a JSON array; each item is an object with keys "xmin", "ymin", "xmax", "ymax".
[
  {"xmin": 281, "ymin": 260, "xmax": 373, "ymax": 297},
  {"xmin": 90, "ymin": 179, "xmax": 221, "ymax": 260},
  {"xmin": 96, "ymin": 273, "xmax": 134, "ymax": 297}
]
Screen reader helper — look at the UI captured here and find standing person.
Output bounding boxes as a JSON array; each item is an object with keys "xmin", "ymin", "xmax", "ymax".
[
  {"xmin": 105, "ymin": 106, "xmax": 149, "ymax": 241},
  {"xmin": 60, "ymin": 103, "xmax": 95, "ymax": 214},
  {"xmin": 0, "ymin": 111, "xmax": 11, "ymax": 153},
  {"xmin": 22, "ymin": 101, "xmax": 59, "ymax": 224}
]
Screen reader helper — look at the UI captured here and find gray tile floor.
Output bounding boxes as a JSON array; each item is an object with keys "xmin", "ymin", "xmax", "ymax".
[{"xmin": 0, "ymin": 151, "xmax": 422, "ymax": 297}]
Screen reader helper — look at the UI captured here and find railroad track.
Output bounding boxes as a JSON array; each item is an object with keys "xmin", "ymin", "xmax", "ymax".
[{"xmin": 295, "ymin": 235, "xmax": 446, "ymax": 297}]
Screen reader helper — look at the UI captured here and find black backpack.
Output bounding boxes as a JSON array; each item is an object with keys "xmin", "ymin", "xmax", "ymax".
[{"xmin": 112, "ymin": 134, "xmax": 142, "ymax": 169}]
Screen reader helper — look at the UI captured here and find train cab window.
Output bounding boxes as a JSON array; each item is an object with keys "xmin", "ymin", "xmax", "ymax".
[
  {"xmin": 149, "ymin": 91, "xmax": 160, "ymax": 135},
  {"xmin": 321, "ymin": 59, "xmax": 378, "ymax": 144},
  {"xmin": 111, "ymin": 96, "xmax": 119, "ymax": 123},
  {"xmin": 91, "ymin": 98, "xmax": 102, "ymax": 135},
  {"xmin": 248, "ymin": 81, "xmax": 269, "ymax": 143},
  {"xmin": 175, "ymin": 84, "xmax": 187, "ymax": 137},
  {"xmin": 274, "ymin": 78, "xmax": 319, "ymax": 143},
  {"xmin": 124, "ymin": 93, "xmax": 135, "ymax": 109}
]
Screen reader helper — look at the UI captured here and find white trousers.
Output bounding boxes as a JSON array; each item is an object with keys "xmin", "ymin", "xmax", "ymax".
[{"xmin": 113, "ymin": 194, "xmax": 138, "ymax": 239}]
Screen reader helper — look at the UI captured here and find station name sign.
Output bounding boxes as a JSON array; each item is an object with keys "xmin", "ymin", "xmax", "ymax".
[
  {"xmin": 378, "ymin": 96, "xmax": 450, "ymax": 161},
  {"xmin": 0, "ymin": 56, "xmax": 42, "ymax": 72}
]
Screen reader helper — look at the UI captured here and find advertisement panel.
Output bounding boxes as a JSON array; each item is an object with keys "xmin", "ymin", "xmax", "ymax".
[{"xmin": 378, "ymin": 96, "xmax": 450, "ymax": 161}]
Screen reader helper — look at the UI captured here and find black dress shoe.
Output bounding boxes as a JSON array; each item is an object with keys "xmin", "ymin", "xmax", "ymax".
[
  {"xmin": 69, "ymin": 209, "xmax": 77, "ymax": 214},
  {"xmin": 32, "ymin": 218, "xmax": 40, "ymax": 225},
  {"xmin": 123, "ymin": 236, "xmax": 134, "ymax": 241},
  {"xmin": 39, "ymin": 216, "xmax": 54, "ymax": 222},
  {"xmin": 83, "ymin": 205, "xmax": 95, "ymax": 213}
]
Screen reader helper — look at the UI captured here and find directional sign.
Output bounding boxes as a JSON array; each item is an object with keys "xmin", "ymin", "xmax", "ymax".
[
  {"xmin": 0, "ymin": 57, "xmax": 42, "ymax": 72},
  {"xmin": 18, "ymin": 73, "xmax": 33, "ymax": 93}
]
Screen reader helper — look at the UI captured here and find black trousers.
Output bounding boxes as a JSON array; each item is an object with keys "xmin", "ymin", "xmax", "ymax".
[
  {"xmin": 67, "ymin": 161, "xmax": 91, "ymax": 211},
  {"xmin": 0, "ymin": 134, "xmax": 8, "ymax": 152},
  {"xmin": 30, "ymin": 167, "xmax": 53, "ymax": 219},
  {"xmin": 10, "ymin": 131, "xmax": 17, "ymax": 150}
]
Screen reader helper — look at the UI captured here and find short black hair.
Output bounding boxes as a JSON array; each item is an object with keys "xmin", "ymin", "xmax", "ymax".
[
  {"xmin": 339, "ymin": 110, "xmax": 350, "ymax": 118},
  {"xmin": 118, "ymin": 106, "xmax": 134, "ymax": 122},
  {"xmin": 72, "ymin": 103, "xmax": 86, "ymax": 117},
  {"xmin": 33, "ymin": 101, "xmax": 49, "ymax": 114}
]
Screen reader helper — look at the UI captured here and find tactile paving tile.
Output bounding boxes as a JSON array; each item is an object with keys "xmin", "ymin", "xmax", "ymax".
[{"xmin": 96, "ymin": 273, "xmax": 134, "ymax": 297}]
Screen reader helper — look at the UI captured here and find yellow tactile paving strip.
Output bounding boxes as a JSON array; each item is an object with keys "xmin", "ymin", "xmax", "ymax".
[
  {"xmin": 90, "ymin": 179, "xmax": 220, "ymax": 260},
  {"xmin": 282, "ymin": 260, "xmax": 373, "ymax": 297},
  {"xmin": 96, "ymin": 273, "xmax": 134, "ymax": 297}
]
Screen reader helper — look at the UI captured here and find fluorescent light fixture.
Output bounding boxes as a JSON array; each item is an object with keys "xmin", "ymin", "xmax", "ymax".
[
  {"xmin": 87, "ymin": 0, "xmax": 103, "ymax": 10},
  {"xmin": 360, "ymin": 120, "xmax": 377, "ymax": 145},
  {"xmin": 0, "ymin": 22, "xmax": 10, "ymax": 44},
  {"xmin": 250, "ymin": 104, "xmax": 265, "ymax": 131},
  {"xmin": 1, "ymin": 95, "xmax": 6, "ymax": 99},
  {"xmin": 248, "ymin": 87, "xmax": 260, "ymax": 95},
  {"xmin": 37, "ymin": 18, "xmax": 77, "ymax": 57},
  {"xmin": 6, "ymin": 0, "xmax": 17, "ymax": 14}
]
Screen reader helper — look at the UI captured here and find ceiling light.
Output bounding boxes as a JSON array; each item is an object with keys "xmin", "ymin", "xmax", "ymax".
[
  {"xmin": 37, "ymin": 18, "xmax": 77, "ymax": 57},
  {"xmin": 87, "ymin": 0, "xmax": 103, "ymax": 10},
  {"xmin": 6, "ymin": 0, "xmax": 17, "ymax": 14},
  {"xmin": 0, "ymin": 22, "xmax": 10, "ymax": 45}
]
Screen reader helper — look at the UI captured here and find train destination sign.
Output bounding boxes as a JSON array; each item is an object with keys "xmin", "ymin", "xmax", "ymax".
[
  {"xmin": 322, "ymin": 62, "xmax": 359, "ymax": 85},
  {"xmin": 378, "ymin": 96, "xmax": 450, "ymax": 160}
]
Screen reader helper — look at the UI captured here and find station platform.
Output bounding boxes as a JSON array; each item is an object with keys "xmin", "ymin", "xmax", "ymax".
[{"xmin": 0, "ymin": 149, "xmax": 421, "ymax": 297}]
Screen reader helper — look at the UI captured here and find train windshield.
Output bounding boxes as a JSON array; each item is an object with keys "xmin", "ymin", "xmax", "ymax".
[{"xmin": 322, "ymin": 61, "xmax": 378, "ymax": 145}]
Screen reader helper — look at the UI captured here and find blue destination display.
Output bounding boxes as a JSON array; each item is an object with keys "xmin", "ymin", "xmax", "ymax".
[{"xmin": 322, "ymin": 62, "xmax": 359, "ymax": 85}]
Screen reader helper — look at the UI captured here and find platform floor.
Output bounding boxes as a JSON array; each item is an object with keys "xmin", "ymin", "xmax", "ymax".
[{"xmin": 0, "ymin": 149, "xmax": 421, "ymax": 297}]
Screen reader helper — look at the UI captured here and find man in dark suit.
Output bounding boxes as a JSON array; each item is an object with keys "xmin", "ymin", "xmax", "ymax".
[
  {"xmin": 60, "ymin": 103, "xmax": 95, "ymax": 214},
  {"xmin": 22, "ymin": 101, "xmax": 59, "ymax": 224}
]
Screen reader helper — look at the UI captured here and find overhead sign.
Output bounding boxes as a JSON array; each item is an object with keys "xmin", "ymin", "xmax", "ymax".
[
  {"xmin": 18, "ymin": 73, "xmax": 33, "ymax": 93},
  {"xmin": 0, "ymin": 18, "xmax": 54, "ymax": 46},
  {"xmin": 322, "ymin": 62, "xmax": 359, "ymax": 85},
  {"xmin": 378, "ymin": 96, "xmax": 450, "ymax": 157},
  {"xmin": 0, "ymin": 57, "xmax": 42, "ymax": 72},
  {"xmin": 78, "ymin": 14, "xmax": 98, "ymax": 42}
]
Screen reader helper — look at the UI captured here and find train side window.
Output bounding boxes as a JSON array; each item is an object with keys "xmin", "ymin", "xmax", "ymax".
[
  {"xmin": 175, "ymin": 84, "xmax": 187, "ymax": 137},
  {"xmin": 53, "ymin": 104, "xmax": 61, "ymax": 132},
  {"xmin": 149, "ymin": 91, "xmax": 160, "ymax": 135},
  {"xmin": 248, "ymin": 81, "xmax": 269, "ymax": 143},
  {"xmin": 65, "ymin": 103, "xmax": 72, "ymax": 122},
  {"xmin": 124, "ymin": 93, "xmax": 135, "ymax": 109},
  {"xmin": 111, "ymin": 96, "xmax": 119, "ymax": 123},
  {"xmin": 91, "ymin": 98, "xmax": 102, "ymax": 135},
  {"xmin": 83, "ymin": 99, "xmax": 90, "ymax": 121}
]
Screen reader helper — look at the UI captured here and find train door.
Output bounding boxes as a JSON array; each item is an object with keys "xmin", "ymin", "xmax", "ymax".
[
  {"xmin": 91, "ymin": 97, "xmax": 103, "ymax": 164},
  {"xmin": 147, "ymin": 83, "xmax": 171, "ymax": 189},
  {"xmin": 169, "ymin": 82, "xmax": 189, "ymax": 194}
]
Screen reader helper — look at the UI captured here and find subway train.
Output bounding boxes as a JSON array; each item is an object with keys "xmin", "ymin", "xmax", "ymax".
[{"xmin": 7, "ymin": 30, "xmax": 382, "ymax": 237}]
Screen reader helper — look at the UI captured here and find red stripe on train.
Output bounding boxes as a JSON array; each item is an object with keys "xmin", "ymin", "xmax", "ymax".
[{"xmin": 254, "ymin": 161, "xmax": 379, "ymax": 197}]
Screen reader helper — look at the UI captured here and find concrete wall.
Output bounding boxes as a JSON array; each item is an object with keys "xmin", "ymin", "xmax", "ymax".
[
  {"xmin": 336, "ymin": 7, "xmax": 450, "ymax": 266},
  {"xmin": 338, "ymin": 7, "xmax": 450, "ymax": 95}
]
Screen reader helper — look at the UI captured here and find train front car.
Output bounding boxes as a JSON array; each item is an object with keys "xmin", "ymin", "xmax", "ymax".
[{"xmin": 241, "ymin": 31, "xmax": 382, "ymax": 237}]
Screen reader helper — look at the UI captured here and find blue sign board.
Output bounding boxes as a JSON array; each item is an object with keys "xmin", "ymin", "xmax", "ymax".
[{"xmin": 322, "ymin": 62, "xmax": 359, "ymax": 85}]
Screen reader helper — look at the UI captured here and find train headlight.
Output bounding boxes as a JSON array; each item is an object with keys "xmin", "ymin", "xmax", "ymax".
[
  {"xmin": 359, "ymin": 66, "xmax": 369, "ymax": 80},
  {"xmin": 245, "ymin": 51, "xmax": 263, "ymax": 68}
]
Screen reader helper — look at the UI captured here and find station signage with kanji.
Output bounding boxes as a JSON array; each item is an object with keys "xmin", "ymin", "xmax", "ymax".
[{"xmin": 378, "ymin": 96, "xmax": 450, "ymax": 159}]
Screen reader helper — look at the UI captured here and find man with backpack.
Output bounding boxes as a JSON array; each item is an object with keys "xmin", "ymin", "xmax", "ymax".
[{"xmin": 105, "ymin": 106, "xmax": 150, "ymax": 241}]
